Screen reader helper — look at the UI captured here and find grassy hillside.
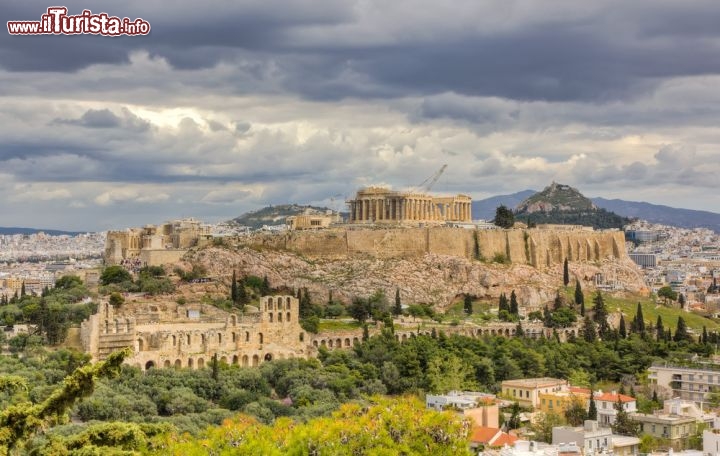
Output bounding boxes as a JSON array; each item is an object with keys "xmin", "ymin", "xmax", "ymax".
[{"xmin": 604, "ymin": 293, "xmax": 720, "ymax": 333}]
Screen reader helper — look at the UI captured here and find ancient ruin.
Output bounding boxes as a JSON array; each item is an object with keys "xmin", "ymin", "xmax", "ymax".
[
  {"xmin": 104, "ymin": 218, "xmax": 212, "ymax": 266},
  {"xmin": 81, "ymin": 295, "xmax": 308, "ymax": 369},
  {"xmin": 346, "ymin": 187, "xmax": 472, "ymax": 224}
]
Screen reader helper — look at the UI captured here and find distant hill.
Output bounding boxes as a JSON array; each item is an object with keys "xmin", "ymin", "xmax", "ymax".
[
  {"xmin": 592, "ymin": 198, "xmax": 720, "ymax": 233},
  {"xmin": 0, "ymin": 227, "xmax": 85, "ymax": 236},
  {"xmin": 231, "ymin": 204, "xmax": 334, "ymax": 230},
  {"xmin": 472, "ymin": 190, "xmax": 535, "ymax": 220},
  {"xmin": 473, "ymin": 187, "xmax": 720, "ymax": 233},
  {"xmin": 513, "ymin": 183, "xmax": 629, "ymax": 230}
]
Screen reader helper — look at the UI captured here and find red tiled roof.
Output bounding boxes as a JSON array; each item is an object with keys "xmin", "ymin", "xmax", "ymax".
[
  {"xmin": 470, "ymin": 426, "xmax": 518, "ymax": 447},
  {"xmin": 594, "ymin": 392, "xmax": 635, "ymax": 403},
  {"xmin": 471, "ymin": 427, "xmax": 500, "ymax": 444},
  {"xmin": 569, "ymin": 387, "xmax": 591, "ymax": 395}
]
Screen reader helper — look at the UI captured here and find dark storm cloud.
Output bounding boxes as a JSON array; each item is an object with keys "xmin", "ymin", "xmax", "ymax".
[{"xmin": 3, "ymin": 1, "xmax": 720, "ymax": 103}]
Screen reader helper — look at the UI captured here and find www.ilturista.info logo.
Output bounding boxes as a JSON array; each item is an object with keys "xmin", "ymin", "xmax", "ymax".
[{"xmin": 7, "ymin": 7, "xmax": 150, "ymax": 36}]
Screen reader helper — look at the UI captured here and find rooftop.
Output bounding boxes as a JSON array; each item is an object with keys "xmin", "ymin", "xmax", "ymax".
[{"xmin": 502, "ymin": 377, "xmax": 567, "ymax": 388}]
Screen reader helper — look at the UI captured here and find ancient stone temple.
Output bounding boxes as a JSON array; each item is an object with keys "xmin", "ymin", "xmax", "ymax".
[{"xmin": 346, "ymin": 187, "xmax": 472, "ymax": 224}]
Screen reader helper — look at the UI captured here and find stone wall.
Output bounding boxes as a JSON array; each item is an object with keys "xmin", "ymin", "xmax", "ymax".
[{"xmin": 239, "ymin": 227, "xmax": 628, "ymax": 267}]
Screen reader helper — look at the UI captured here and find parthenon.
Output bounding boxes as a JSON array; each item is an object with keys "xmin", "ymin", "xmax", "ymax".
[{"xmin": 347, "ymin": 187, "xmax": 472, "ymax": 224}]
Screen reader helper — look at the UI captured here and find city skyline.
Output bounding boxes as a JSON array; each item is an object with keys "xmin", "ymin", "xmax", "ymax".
[{"xmin": 2, "ymin": 1, "xmax": 720, "ymax": 231}]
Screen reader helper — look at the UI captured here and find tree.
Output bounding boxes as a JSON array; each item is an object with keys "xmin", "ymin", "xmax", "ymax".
[
  {"xmin": 611, "ymin": 398, "xmax": 640, "ymax": 436},
  {"xmin": 553, "ymin": 292, "xmax": 563, "ymax": 311},
  {"xmin": 427, "ymin": 355, "xmax": 478, "ymax": 393},
  {"xmin": 260, "ymin": 276, "xmax": 270, "ymax": 296},
  {"xmin": 507, "ymin": 402, "xmax": 522, "ymax": 430},
  {"xmin": 237, "ymin": 277, "xmax": 248, "ymax": 306},
  {"xmin": 592, "ymin": 291, "xmax": 610, "ymax": 338},
  {"xmin": 100, "ymin": 265, "xmax": 132, "ymax": 285},
  {"xmin": 55, "ymin": 275, "xmax": 83, "ymax": 290},
  {"xmin": 393, "ymin": 288, "xmax": 402, "ymax": 316},
  {"xmin": 464, "ymin": 294, "xmax": 473, "ymax": 316},
  {"xmin": 530, "ymin": 412, "xmax": 564, "ymax": 443},
  {"xmin": 574, "ymin": 280, "xmax": 584, "ymax": 310},
  {"xmin": 515, "ymin": 322, "xmax": 524, "ymax": 337},
  {"xmin": 583, "ymin": 316, "xmax": 597, "ymax": 343},
  {"xmin": 657, "ymin": 286, "xmax": 678, "ymax": 305},
  {"xmin": 349, "ymin": 297, "xmax": 371, "ymax": 323},
  {"xmin": 565, "ymin": 399, "xmax": 589, "ymax": 426},
  {"xmin": 510, "ymin": 290, "xmax": 519, "ymax": 315},
  {"xmin": 299, "ymin": 288, "xmax": 312, "ymax": 319},
  {"xmin": 563, "ymin": 258, "xmax": 569, "ymax": 286},
  {"xmin": 631, "ymin": 302, "xmax": 645, "ymax": 334},
  {"xmin": 493, "ymin": 205, "xmax": 515, "ymax": 229},
  {"xmin": 674, "ymin": 316, "xmax": 691, "ymax": 343},
  {"xmin": 231, "ymin": 271, "xmax": 238, "ymax": 303},
  {"xmin": 678, "ymin": 293, "xmax": 686, "ymax": 309},
  {"xmin": 619, "ymin": 315, "xmax": 627, "ymax": 339},
  {"xmin": 588, "ymin": 395, "xmax": 598, "ymax": 420},
  {"xmin": 20, "ymin": 282, "xmax": 26, "ymax": 298},
  {"xmin": 656, "ymin": 315, "xmax": 664, "ymax": 341},
  {"xmin": 703, "ymin": 326, "xmax": 709, "ymax": 345},
  {"xmin": 0, "ymin": 348, "xmax": 130, "ymax": 452},
  {"xmin": 108, "ymin": 292, "xmax": 125, "ymax": 308},
  {"xmin": 499, "ymin": 293, "xmax": 509, "ymax": 312}
]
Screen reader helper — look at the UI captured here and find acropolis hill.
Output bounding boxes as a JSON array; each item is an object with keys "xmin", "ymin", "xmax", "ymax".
[{"xmin": 182, "ymin": 225, "xmax": 645, "ymax": 311}]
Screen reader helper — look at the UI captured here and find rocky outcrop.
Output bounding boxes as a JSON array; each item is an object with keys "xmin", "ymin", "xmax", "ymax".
[{"xmin": 183, "ymin": 241, "xmax": 646, "ymax": 311}]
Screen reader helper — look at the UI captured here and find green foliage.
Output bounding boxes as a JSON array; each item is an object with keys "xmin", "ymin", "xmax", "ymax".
[
  {"xmin": 300, "ymin": 315, "xmax": 320, "ymax": 333},
  {"xmin": 493, "ymin": 205, "xmax": 515, "ymax": 229},
  {"xmin": 530, "ymin": 411, "xmax": 564, "ymax": 443},
  {"xmin": 515, "ymin": 208, "xmax": 629, "ymax": 230},
  {"xmin": 563, "ymin": 258, "xmax": 569, "ymax": 286},
  {"xmin": 658, "ymin": 286, "xmax": 678, "ymax": 305},
  {"xmin": 55, "ymin": 275, "xmax": 83, "ymax": 290},
  {"xmin": 173, "ymin": 264, "xmax": 207, "ymax": 282},
  {"xmin": 100, "ymin": 266, "xmax": 132, "ymax": 286},
  {"xmin": 108, "ymin": 292, "xmax": 125, "ymax": 308},
  {"xmin": 463, "ymin": 294, "xmax": 473, "ymax": 316},
  {"xmin": 611, "ymin": 398, "xmax": 641, "ymax": 436},
  {"xmin": 492, "ymin": 252, "xmax": 509, "ymax": 264}
]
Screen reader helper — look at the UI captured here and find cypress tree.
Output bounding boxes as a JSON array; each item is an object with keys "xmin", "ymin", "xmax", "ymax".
[
  {"xmin": 510, "ymin": 290, "xmax": 519, "ymax": 315},
  {"xmin": 464, "ymin": 294, "xmax": 473, "ymax": 315},
  {"xmin": 703, "ymin": 326, "xmax": 709, "ymax": 345},
  {"xmin": 20, "ymin": 282, "xmax": 26, "ymax": 298},
  {"xmin": 619, "ymin": 315, "xmax": 627, "ymax": 339},
  {"xmin": 674, "ymin": 316, "xmax": 690, "ymax": 343},
  {"xmin": 328, "ymin": 290, "xmax": 333, "ymax": 306},
  {"xmin": 583, "ymin": 316, "xmax": 597, "ymax": 343},
  {"xmin": 553, "ymin": 292, "xmax": 563, "ymax": 311},
  {"xmin": 678, "ymin": 293, "xmax": 686, "ymax": 309},
  {"xmin": 300, "ymin": 288, "xmax": 312, "ymax": 319},
  {"xmin": 563, "ymin": 258, "xmax": 569, "ymax": 286},
  {"xmin": 656, "ymin": 315, "xmax": 664, "ymax": 341},
  {"xmin": 231, "ymin": 271, "xmax": 238, "ymax": 303},
  {"xmin": 393, "ymin": 288, "xmax": 402, "ymax": 316},
  {"xmin": 588, "ymin": 395, "xmax": 598, "ymax": 420},
  {"xmin": 631, "ymin": 302, "xmax": 645, "ymax": 334},
  {"xmin": 592, "ymin": 291, "xmax": 610, "ymax": 337},
  {"xmin": 362, "ymin": 323, "xmax": 369, "ymax": 341},
  {"xmin": 574, "ymin": 279, "xmax": 584, "ymax": 306},
  {"xmin": 515, "ymin": 322, "xmax": 524, "ymax": 337},
  {"xmin": 499, "ymin": 293, "xmax": 509, "ymax": 312},
  {"xmin": 260, "ymin": 275, "xmax": 270, "ymax": 296}
]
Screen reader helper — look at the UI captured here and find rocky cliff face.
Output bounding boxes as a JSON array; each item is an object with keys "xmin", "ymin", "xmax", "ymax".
[{"xmin": 183, "ymin": 242, "xmax": 646, "ymax": 311}]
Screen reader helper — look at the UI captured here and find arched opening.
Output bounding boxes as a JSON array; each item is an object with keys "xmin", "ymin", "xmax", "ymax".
[
  {"xmin": 145, "ymin": 361, "xmax": 155, "ymax": 370},
  {"xmin": 104, "ymin": 303, "xmax": 110, "ymax": 317},
  {"xmin": 163, "ymin": 360, "xmax": 171, "ymax": 368},
  {"xmin": 286, "ymin": 297, "xmax": 291, "ymax": 309},
  {"xmin": 198, "ymin": 358, "xmax": 205, "ymax": 368},
  {"xmin": 278, "ymin": 312, "xmax": 282, "ymax": 322},
  {"xmin": 188, "ymin": 358, "xmax": 194, "ymax": 368},
  {"xmin": 245, "ymin": 331, "xmax": 250, "ymax": 342},
  {"xmin": 286, "ymin": 312, "xmax": 291, "ymax": 322},
  {"xmin": 328, "ymin": 339, "xmax": 334, "ymax": 348},
  {"xmin": 174, "ymin": 359, "xmax": 181, "ymax": 368},
  {"xmin": 220, "ymin": 356, "xmax": 227, "ymax": 364},
  {"xmin": 252, "ymin": 355, "xmax": 259, "ymax": 366},
  {"xmin": 299, "ymin": 332, "xmax": 305, "ymax": 342},
  {"xmin": 313, "ymin": 340, "xmax": 318, "ymax": 347},
  {"xmin": 232, "ymin": 355, "xmax": 239, "ymax": 365},
  {"xmin": 104, "ymin": 320, "xmax": 109, "ymax": 334},
  {"xmin": 269, "ymin": 313, "xmax": 273, "ymax": 323},
  {"xmin": 353, "ymin": 337, "xmax": 359, "ymax": 345},
  {"xmin": 115, "ymin": 320, "xmax": 121, "ymax": 333},
  {"xmin": 137, "ymin": 338, "xmax": 144, "ymax": 351},
  {"xmin": 242, "ymin": 355, "xmax": 249, "ymax": 367},
  {"xmin": 344, "ymin": 338, "xmax": 351, "ymax": 347},
  {"xmin": 336, "ymin": 338, "xmax": 341, "ymax": 348},
  {"xmin": 320, "ymin": 340, "xmax": 326, "ymax": 347},
  {"xmin": 268, "ymin": 297, "xmax": 273, "ymax": 310},
  {"xmin": 264, "ymin": 353, "xmax": 273, "ymax": 362},
  {"xmin": 401, "ymin": 334, "xmax": 407, "ymax": 342},
  {"xmin": 231, "ymin": 315, "xmax": 237, "ymax": 325},
  {"xmin": 187, "ymin": 334, "xmax": 191, "ymax": 345},
  {"xmin": 232, "ymin": 332, "xmax": 237, "ymax": 342},
  {"xmin": 172, "ymin": 335, "xmax": 177, "ymax": 346},
  {"xmin": 218, "ymin": 333, "xmax": 222, "ymax": 344},
  {"xmin": 259, "ymin": 333, "xmax": 264, "ymax": 344},
  {"xmin": 201, "ymin": 334, "xmax": 206, "ymax": 345}
]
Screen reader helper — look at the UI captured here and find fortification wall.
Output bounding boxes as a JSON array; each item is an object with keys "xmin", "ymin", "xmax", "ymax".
[
  {"xmin": 239, "ymin": 227, "xmax": 628, "ymax": 267},
  {"xmin": 139, "ymin": 249, "xmax": 187, "ymax": 266}
]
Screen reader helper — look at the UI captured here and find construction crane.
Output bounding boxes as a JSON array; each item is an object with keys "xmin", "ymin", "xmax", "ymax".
[{"xmin": 414, "ymin": 164, "xmax": 447, "ymax": 193}]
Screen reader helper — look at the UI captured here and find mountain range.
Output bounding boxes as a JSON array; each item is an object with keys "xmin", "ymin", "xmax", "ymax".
[{"xmin": 473, "ymin": 190, "xmax": 720, "ymax": 232}]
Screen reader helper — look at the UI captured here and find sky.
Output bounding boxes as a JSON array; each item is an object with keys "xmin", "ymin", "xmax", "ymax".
[{"xmin": 1, "ymin": 0, "xmax": 720, "ymax": 231}]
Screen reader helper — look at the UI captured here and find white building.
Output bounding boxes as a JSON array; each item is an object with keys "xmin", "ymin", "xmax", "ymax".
[{"xmin": 594, "ymin": 391, "xmax": 637, "ymax": 426}]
